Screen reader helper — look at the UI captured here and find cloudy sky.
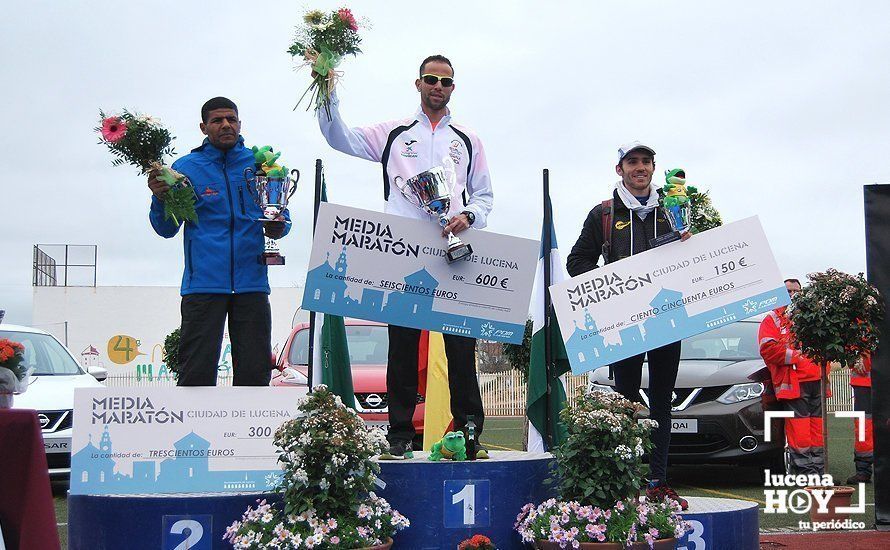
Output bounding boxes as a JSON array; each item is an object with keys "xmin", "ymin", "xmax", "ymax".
[{"xmin": 2, "ymin": 0, "xmax": 889, "ymax": 326}]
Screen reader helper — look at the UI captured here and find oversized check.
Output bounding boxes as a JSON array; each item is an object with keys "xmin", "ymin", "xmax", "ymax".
[
  {"xmin": 302, "ymin": 203, "xmax": 539, "ymax": 344},
  {"xmin": 70, "ymin": 387, "xmax": 307, "ymax": 495},
  {"xmin": 551, "ymin": 216, "xmax": 790, "ymax": 374}
]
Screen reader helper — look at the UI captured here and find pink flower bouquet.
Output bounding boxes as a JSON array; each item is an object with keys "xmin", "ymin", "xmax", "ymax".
[
  {"xmin": 288, "ymin": 7, "xmax": 366, "ymax": 120},
  {"xmin": 96, "ymin": 110, "xmax": 197, "ymax": 225}
]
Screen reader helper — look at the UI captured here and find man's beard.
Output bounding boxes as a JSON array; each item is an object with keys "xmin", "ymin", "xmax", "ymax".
[{"xmin": 424, "ymin": 94, "xmax": 449, "ymax": 110}]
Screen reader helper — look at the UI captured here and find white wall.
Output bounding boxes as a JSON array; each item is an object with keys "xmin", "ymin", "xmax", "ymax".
[{"xmin": 32, "ymin": 286, "xmax": 305, "ymax": 379}]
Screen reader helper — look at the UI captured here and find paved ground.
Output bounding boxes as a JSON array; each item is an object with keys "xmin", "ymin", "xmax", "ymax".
[{"xmin": 760, "ymin": 530, "xmax": 890, "ymax": 549}]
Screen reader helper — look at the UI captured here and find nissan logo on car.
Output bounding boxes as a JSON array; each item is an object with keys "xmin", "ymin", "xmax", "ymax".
[
  {"xmin": 365, "ymin": 394, "xmax": 383, "ymax": 408},
  {"xmin": 38, "ymin": 413, "xmax": 51, "ymax": 429}
]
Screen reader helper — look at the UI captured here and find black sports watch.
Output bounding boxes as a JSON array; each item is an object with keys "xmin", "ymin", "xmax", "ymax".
[{"xmin": 461, "ymin": 211, "xmax": 475, "ymax": 225}]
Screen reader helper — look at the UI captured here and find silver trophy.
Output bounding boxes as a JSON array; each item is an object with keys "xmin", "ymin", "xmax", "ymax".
[
  {"xmin": 650, "ymin": 169, "xmax": 694, "ymax": 248},
  {"xmin": 394, "ymin": 159, "xmax": 473, "ymax": 263},
  {"xmin": 243, "ymin": 167, "xmax": 299, "ymax": 265}
]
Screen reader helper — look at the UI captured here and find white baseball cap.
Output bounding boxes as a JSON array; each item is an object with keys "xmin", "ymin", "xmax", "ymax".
[{"xmin": 617, "ymin": 141, "xmax": 656, "ymax": 162}]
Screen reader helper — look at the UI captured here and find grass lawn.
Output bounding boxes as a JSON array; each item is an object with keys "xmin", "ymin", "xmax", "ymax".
[{"xmin": 52, "ymin": 415, "xmax": 875, "ymax": 548}]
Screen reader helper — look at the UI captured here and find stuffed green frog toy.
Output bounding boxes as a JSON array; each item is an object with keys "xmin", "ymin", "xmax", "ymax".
[
  {"xmin": 662, "ymin": 168, "xmax": 698, "ymax": 208},
  {"xmin": 251, "ymin": 145, "xmax": 288, "ymax": 178},
  {"xmin": 429, "ymin": 431, "xmax": 467, "ymax": 461}
]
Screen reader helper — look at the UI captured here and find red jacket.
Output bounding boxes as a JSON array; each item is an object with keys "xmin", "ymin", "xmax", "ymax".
[
  {"xmin": 759, "ymin": 308, "xmax": 822, "ymax": 400},
  {"xmin": 851, "ymin": 355, "xmax": 872, "ymax": 388}
]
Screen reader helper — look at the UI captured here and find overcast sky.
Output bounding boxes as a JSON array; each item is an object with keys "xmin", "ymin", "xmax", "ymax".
[{"xmin": 2, "ymin": 0, "xmax": 889, "ymax": 326}]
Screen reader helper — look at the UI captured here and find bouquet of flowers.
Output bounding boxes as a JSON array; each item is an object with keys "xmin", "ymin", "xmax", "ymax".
[
  {"xmin": 458, "ymin": 534, "xmax": 497, "ymax": 550},
  {"xmin": 224, "ymin": 386, "xmax": 409, "ymax": 549},
  {"xmin": 515, "ymin": 497, "xmax": 689, "ymax": 549},
  {"xmin": 788, "ymin": 269, "xmax": 884, "ymax": 368},
  {"xmin": 96, "ymin": 110, "xmax": 198, "ymax": 225},
  {"xmin": 0, "ymin": 338, "xmax": 30, "ymax": 407},
  {"xmin": 288, "ymin": 7, "xmax": 365, "ymax": 120}
]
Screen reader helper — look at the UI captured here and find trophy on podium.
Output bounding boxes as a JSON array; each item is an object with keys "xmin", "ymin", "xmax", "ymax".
[
  {"xmin": 244, "ymin": 166, "xmax": 299, "ymax": 265},
  {"xmin": 394, "ymin": 158, "xmax": 473, "ymax": 263}
]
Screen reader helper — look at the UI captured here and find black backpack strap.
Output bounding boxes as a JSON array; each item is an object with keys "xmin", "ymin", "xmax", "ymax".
[{"xmin": 601, "ymin": 199, "xmax": 614, "ymax": 264}]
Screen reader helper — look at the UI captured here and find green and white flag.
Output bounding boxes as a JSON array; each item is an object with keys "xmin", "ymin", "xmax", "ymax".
[
  {"xmin": 526, "ymin": 194, "xmax": 571, "ymax": 453},
  {"xmin": 312, "ymin": 313, "xmax": 356, "ymax": 409},
  {"xmin": 310, "ymin": 177, "xmax": 356, "ymax": 409}
]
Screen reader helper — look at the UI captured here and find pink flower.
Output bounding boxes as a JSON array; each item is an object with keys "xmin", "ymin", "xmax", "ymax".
[
  {"xmin": 101, "ymin": 116, "xmax": 127, "ymax": 142},
  {"xmin": 338, "ymin": 8, "xmax": 358, "ymax": 31}
]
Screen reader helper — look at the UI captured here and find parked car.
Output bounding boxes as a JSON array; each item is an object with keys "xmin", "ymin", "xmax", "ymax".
[
  {"xmin": 272, "ymin": 320, "xmax": 425, "ymax": 448},
  {"xmin": 588, "ymin": 315, "xmax": 786, "ymax": 473},
  {"xmin": 1, "ymin": 324, "xmax": 107, "ymax": 478}
]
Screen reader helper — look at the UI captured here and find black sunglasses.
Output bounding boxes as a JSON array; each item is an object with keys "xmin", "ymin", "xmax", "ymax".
[{"xmin": 421, "ymin": 74, "xmax": 454, "ymax": 87}]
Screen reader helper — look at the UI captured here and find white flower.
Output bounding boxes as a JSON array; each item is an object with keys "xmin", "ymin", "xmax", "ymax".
[{"xmin": 293, "ymin": 468, "xmax": 309, "ymax": 485}]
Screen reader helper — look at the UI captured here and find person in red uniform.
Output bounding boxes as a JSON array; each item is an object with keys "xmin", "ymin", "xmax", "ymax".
[
  {"xmin": 847, "ymin": 354, "xmax": 874, "ymax": 484},
  {"xmin": 758, "ymin": 278, "xmax": 826, "ymax": 475}
]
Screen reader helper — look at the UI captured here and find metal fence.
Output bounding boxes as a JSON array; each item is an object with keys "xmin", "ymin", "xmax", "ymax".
[
  {"xmin": 32, "ymin": 244, "xmax": 97, "ymax": 287},
  {"xmin": 478, "ymin": 369, "xmax": 855, "ymax": 416},
  {"xmin": 104, "ymin": 375, "xmax": 232, "ymax": 387},
  {"xmin": 102, "ymin": 369, "xmax": 855, "ymax": 415}
]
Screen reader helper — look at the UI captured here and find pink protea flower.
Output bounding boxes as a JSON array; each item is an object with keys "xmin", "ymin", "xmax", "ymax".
[
  {"xmin": 338, "ymin": 8, "xmax": 358, "ymax": 31},
  {"xmin": 101, "ymin": 116, "xmax": 127, "ymax": 142}
]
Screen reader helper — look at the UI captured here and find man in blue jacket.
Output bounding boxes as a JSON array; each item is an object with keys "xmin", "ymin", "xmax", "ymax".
[{"xmin": 147, "ymin": 97, "xmax": 291, "ymax": 386}]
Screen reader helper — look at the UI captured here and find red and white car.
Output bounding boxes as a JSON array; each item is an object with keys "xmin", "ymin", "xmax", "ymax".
[{"xmin": 272, "ymin": 320, "xmax": 425, "ymax": 446}]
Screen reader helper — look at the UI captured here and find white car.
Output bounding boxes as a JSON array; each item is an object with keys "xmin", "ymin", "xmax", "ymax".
[{"xmin": 1, "ymin": 324, "xmax": 106, "ymax": 478}]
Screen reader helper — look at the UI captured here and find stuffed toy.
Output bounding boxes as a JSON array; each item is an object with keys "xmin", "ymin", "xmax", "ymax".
[
  {"xmin": 429, "ymin": 431, "xmax": 467, "ymax": 461},
  {"xmin": 662, "ymin": 168, "xmax": 698, "ymax": 209},
  {"xmin": 251, "ymin": 145, "xmax": 288, "ymax": 178}
]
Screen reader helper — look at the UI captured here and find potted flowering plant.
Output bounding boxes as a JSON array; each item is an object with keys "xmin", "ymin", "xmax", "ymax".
[
  {"xmin": 288, "ymin": 7, "xmax": 366, "ymax": 120},
  {"xmin": 458, "ymin": 534, "xmax": 497, "ymax": 550},
  {"xmin": 224, "ymin": 386, "xmax": 409, "ymax": 549},
  {"xmin": 515, "ymin": 390, "xmax": 689, "ymax": 548},
  {"xmin": 0, "ymin": 337, "xmax": 30, "ymax": 408},
  {"xmin": 554, "ymin": 390, "xmax": 655, "ymax": 509},
  {"xmin": 787, "ymin": 269, "xmax": 883, "ymax": 505}
]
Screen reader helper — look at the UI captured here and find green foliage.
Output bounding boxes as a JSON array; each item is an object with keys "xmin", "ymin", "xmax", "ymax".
[
  {"xmin": 162, "ymin": 328, "xmax": 181, "ymax": 381},
  {"xmin": 688, "ymin": 189, "xmax": 722, "ymax": 233},
  {"xmin": 553, "ymin": 390, "xmax": 655, "ymax": 509},
  {"xmin": 163, "ymin": 183, "xmax": 198, "ymax": 225},
  {"xmin": 788, "ymin": 269, "xmax": 884, "ymax": 367},
  {"xmin": 503, "ymin": 318, "xmax": 533, "ymax": 380}
]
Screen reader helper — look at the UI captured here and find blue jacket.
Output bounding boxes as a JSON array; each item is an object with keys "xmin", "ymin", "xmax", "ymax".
[{"xmin": 149, "ymin": 136, "xmax": 292, "ymax": 295}]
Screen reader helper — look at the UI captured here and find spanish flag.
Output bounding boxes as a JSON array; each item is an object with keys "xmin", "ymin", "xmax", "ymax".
[{"xmin": 418, "ymin": 331, "xmax": 454, "ymax": 450}]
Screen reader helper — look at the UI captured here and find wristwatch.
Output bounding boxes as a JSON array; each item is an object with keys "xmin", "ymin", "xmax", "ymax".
[{"xmin": 461, "ymin": 211, "xmax": 475, "ymax": 226}]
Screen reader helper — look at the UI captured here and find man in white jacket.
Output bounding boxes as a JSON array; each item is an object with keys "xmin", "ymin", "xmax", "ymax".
[{"xmin": 318, "ymin": 54, "xmax": 494, "ymax": 459}]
